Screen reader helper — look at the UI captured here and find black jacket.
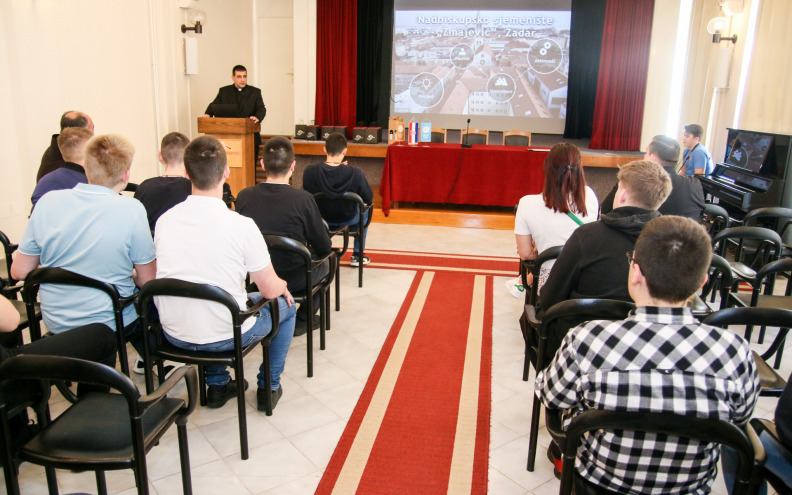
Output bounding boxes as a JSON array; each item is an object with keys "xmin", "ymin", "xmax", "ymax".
[
  {"xmin": 538, "ymin": 207, "xmax": 660, "ymax": 358},
  {"xmin": 205, "ymin": 85, "xmax": 266, "ymax": 121},
  {"xmin": 302, "ymin": 163, "xmax": 373, "ymax": 223},
  {"xmin": 36, "ymin": 134, "xmax": 65, "ymax": 183}
]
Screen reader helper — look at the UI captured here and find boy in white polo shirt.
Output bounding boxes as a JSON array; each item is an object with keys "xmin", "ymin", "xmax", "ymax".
[{"xmin": 154, "ymin": 135, "xmax": 296, "ymax": 411}]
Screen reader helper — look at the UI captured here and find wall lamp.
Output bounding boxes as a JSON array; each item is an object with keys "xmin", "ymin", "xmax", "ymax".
[
  {"xmin": 181, "ymin": 10, "xmax": 206, "ymax": 34},
  {"xmin": 707, "ymin": 17, "xmax": 737, "ymax": 44}
]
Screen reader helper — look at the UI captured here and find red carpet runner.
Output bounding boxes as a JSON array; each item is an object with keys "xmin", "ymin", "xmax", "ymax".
[{"xmin": 316, "ymin": 252, "xmax": 503, "ymax": 494}]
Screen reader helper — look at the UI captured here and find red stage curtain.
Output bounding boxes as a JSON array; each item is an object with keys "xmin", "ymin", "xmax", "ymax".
[
  {"xmin": 315, "ymin": 0, "xmax": 357, "ymax": 134},
  {"xmin": 589, "ymin": 0, "xmax": 655, "ymax": 151}
]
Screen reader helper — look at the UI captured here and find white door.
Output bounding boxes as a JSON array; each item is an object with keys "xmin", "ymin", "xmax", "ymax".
[{"xmin": 257, "ymin": 17, "xmax": 295, "ymax": 135}]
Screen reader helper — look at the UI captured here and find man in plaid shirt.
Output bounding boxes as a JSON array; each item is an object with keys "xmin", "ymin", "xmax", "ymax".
[{"xmin": 537, "ymin": 216, "xmax": 760, "ymax": 494}]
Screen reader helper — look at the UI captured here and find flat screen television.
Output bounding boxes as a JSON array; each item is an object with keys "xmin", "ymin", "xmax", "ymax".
[{"xmin": 723, "ymin": 128, "xmax": 790, "ymax": 180}]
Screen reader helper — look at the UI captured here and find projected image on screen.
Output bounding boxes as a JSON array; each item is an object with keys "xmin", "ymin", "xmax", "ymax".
[{"xmin": 391, "ymin": 3, "xmax": 571, "ymax": 134}]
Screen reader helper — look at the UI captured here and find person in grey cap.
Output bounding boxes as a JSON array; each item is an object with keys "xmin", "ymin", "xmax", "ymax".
[{"xmin": 600, "ymin": 134, "xmax": 704, "ymax": 220}]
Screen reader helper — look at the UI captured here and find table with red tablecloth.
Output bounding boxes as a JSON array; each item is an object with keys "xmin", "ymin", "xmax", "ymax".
[{"xmin": 379, "ymin": 143, "xmax": 548, "ymax": 215}]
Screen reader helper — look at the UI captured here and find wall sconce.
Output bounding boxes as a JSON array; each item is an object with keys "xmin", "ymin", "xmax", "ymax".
[
  {"xmin": 707, "ymin": 16, "xmax": 737, "ymax": 44},
  {"xmin": 181, "ymin": 10, "xmax": 206, "ymax": 34}
]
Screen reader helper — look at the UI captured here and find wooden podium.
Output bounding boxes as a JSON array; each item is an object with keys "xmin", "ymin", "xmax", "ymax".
[{"xmin": 197, "ymin": 117, "xmax": 261, "ymax": 195}]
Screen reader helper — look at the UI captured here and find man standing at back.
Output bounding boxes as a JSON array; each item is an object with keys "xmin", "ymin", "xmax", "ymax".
[
  {"xmin": 302, "ymin": 132, "xmax": 373, "ymax": 266},
  {"xmin": 236, "ymin": 136, "xmax": 332, "ymax": 335},
  {"xmin": 681, "ymin": 123, "xmax": 714, "ymax": 176},
  {"xmin": 31, "ymin": 127, "xmax": 94, "ymax": 209},
  {"xmin": 155, "ymin": 136, "xmax": 296, "ymax": 411},
  {"xmin": 36, "ymin": 110, "xmax": 94, "ymax": 182},
  {"xmin": 12, "ymin": 134, "xmax": 155, "ymax": 354},
  {"xmin": 134, "ymin": 132, "xmax": 192, "ymax": 232},
  {"xmin": 537, "ymin": 216, "xmax": 759, "ymax": 494},
  {"xmin": 600, "ymin": 135, "xmax": 705, "ymax": 220},
  {"xmin": 539, "ymin": 160, "xmax": 671, "ymax": 358}
]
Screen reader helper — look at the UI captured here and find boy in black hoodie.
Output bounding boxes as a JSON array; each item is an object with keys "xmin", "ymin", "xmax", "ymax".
[
  {"xmin": 302, "ymin": 133, "xmax": 373, "ymax": 266},
  {"xmin": 538, "ymin": 159, "xmax": 672, "ymax": 359}
]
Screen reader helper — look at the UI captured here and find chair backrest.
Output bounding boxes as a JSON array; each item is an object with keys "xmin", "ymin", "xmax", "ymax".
[
  {"xmin": 430, "ymin": 127, "xmax": 445, "ymax": 143},
  {"xmin": 525, "ymin": 246, "xmax": 563, "ymax": 305},
  {"xmin": 712, "ymin": 226, "xmax": 783, "ymax": 269},
  {"xmin": 462, "ymin": 128, "xmax": 488, "ymax": 145},
  {"xmin": 21, "ymin": 267, "xmax": 127, "ymax": 338},
  {"xmin": 703, "ymin": 306, "xmax": 792, "ymax": 330},
  {"xmin": 311, "ymin": 191, "xmax": 373, "ymax": 230},
  {"xmin": 538, "ymin": 298, "xmax": 635, "ymax": 370},
  {"xmin": 744, "ymin": 207, "xmax": 792, "ymax": 242},
  {"xmin": 556, "ymin": 409, "xmax": 764, "ymax": 495},
  {"xmin": 137, "ymin": 278, "xmax": 245, "ymax": 329},
  {"xmin": 503, "ymin": 130, "xmax": 531, "ymax": 146},
  {"xmin": 700, "ymin": 203, "xmax": 731, "ymax": 237},
  {"xmin": 700, "ymin": 253, "xmax": 735, "ymax": 309}
]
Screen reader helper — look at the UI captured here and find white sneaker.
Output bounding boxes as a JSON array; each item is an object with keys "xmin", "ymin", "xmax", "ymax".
[
  {"xmin": 505, "ymin": 277, "xmax": 524, "ymax": 299},
  {"xmin": 350, "ymin": 255, "xmax": 370, "ymax": 266}
]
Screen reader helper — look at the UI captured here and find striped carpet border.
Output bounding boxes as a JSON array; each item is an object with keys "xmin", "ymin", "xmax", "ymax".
[{"xmin": 338, "ymin": 249, "xmax": 519, "ymax": 277}]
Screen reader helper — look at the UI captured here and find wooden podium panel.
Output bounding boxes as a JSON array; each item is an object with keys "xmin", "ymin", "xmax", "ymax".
[{"xmin": 197, "ymin": 117, "xmax": 261, "ymax": 195}]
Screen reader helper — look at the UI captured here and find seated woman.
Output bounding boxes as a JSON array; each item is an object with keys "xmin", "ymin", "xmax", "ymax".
[{"xmin": 511, "ymin": 143, "xmax": 599, "ymax": 294}]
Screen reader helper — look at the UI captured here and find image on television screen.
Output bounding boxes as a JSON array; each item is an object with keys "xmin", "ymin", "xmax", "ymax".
[{"xmin": 725, "ymin": 132, "xmax": 774, "ymax": 174}]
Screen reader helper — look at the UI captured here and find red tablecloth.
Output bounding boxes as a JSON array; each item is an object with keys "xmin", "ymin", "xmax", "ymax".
[{"xmin": 379, "ymin": 143, "xmax": 548, "ymax": 215}]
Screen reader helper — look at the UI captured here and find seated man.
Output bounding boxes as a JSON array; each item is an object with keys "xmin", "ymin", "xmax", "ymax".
[
  {"xmin": 236, "ymin": 136, "xmax": 332, "ymax": 335},
  {"xmin": 12, "ymin": 134, "xmax": 155, "ymax": 359},
  {"xmin": 302, "ymin": 132, "xmax": 373, "ymax": 266},
  {"xmin": 36, "ymin": 110, "xmax": 94, "ymax": 182},
  {"xmin": 31, "ymin": 127, "xmax": 93, "ymax": 209},
  {"xmin": 539, "ymin": 159, "xmax": 672, "ymax": 358},
  {"xmin": 681, "ymin": 123, "xmax": 714, "ymax": 176},
  {"xmin": 134, "ymin": 132, "xmax": 192, "ymax": 232},
  {"xmin": 600, "ymin": 135, "xmax": 705, "ymax": 220},
  {"xmin": 537, "ymin": 216, "xmax": 759, "ymax": 494},
  {"xmin": 154, "ymin": 135, "xmax": 296, "ymax": 411}
]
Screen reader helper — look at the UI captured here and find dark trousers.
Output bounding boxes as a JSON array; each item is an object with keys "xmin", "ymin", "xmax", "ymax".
[{"xmin": 285, "ymin": 259, "xmax": 331, "ymax": 320}]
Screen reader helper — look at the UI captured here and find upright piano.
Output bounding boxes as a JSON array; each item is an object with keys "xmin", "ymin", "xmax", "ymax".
[{"xmin": 699, "ymin": 128, "xmax": 792, "ymax": 220}]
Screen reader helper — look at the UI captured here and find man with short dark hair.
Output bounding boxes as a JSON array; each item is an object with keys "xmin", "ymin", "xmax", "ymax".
[
  {"xmin": 31, "ymin": 127, "xmax": 94, "ymax": 209},
  {"xmin": 600, "ymin": 135, "xmax": 705, "ymax": 219},
  {"xmin": 134, "ymin": 132, "xmax": 192, "ymax": 231},
  {"xmin": 12, "ymin": 134, "xmax": 155, "ymax": 356},
  {"xmin": 539, "ymin": 160, "xmax": 672, "ymax": 358},
  {"xmin": 202, "ymin": 65, "xmax": 266, "ymax": 164},
  {"xmin": 302, "ymin": 132, "xmax": 373, "ymax": 266},
  {"xmin": 155, "ymin": 135, "xmax": 296, "ymax": 411},
  {"xmin": 36, "ymin": 111, "xmax": 95, "ymax": 182},
  {"xmin": 537, "ymin": 216, "xmax": 759, "ymax": 494},
  {"xmin": 681, "ymin": 123, "xmax": 714, "ymax": 176},
  {"xmin": 236, "ymin": 137, "xmax": 332, "ymax": 335}
]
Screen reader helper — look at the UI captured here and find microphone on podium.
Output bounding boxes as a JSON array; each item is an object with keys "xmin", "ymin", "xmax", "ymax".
[{"xmin": 462, "ymin": 118, "xmax": 472, "ymax": 148}]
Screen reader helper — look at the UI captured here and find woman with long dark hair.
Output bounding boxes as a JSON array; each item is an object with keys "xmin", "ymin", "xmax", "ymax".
[{"xmin": 509, "ymin": 143, "xmax": 600, "ymax": 294}]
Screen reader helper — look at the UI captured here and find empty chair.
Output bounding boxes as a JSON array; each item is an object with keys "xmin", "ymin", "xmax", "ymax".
[
  {"xmin": 430, "ymin": 127, "xmax": 445, "ymax": 143},
  {"xmin": 547, "ymin": 408, "xmax": 765, "ymax": 495},
  {"xmin": 0, "ymin": 354, "xmax": 197, "ymax": 495},
  {"xmin": 503, "ymin": 130, "xmax": 532, "ymax": 146},
  {"xmin": 712, "ymin": 226, "xmax": 782, "ymax": 283},
  {"xmin": 703, "ymin": 307, "xmax": 790, "ymax": 397},
  {"xmin": 744, "ymin": 206, "xmax": 792, "ymax": 258},
  {"xmin": 688, "ymin": 253, "xmax": 733, "ymax": 319},
  {"xmin": 461, "ymin": 128, "xmax": 488, "ymax": 145}
]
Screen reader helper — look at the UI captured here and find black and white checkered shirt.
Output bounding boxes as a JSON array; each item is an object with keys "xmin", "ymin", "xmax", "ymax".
[{"xmin": 536, "ymin": 306, "xmax": 759, "ymax": 494}]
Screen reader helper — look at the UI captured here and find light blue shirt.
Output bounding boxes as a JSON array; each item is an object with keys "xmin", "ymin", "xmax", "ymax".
[
  {"xmin": 683, "ymin": 144, "xmax": 714, "ymax": 176},
  {"xmin": 18, "ymin": 183, "xmax": 155, "ymax": 333}
]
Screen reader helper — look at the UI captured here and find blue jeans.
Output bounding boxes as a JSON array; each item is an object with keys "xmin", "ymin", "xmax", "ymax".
[
  {"xmin": 164, "ymin": 293, "xmax": 296, "ymax": 390},
  {"xmin": 329, "ymin": 208, "xmax": 370, "ymax": 255},
  {"xmin": 722, "ymin": 430, "xmax": 792, "ymax": 494}
]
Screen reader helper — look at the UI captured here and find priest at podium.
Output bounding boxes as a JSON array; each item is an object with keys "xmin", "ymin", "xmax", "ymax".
[{"xmin": 203, "ymin": 64, "xmax": 266, "ymax": 163}]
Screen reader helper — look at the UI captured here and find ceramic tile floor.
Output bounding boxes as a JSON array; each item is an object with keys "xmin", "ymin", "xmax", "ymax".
[{"xmin": 4, "ymin": 222, "xmax": 789, "ymax": 494}]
